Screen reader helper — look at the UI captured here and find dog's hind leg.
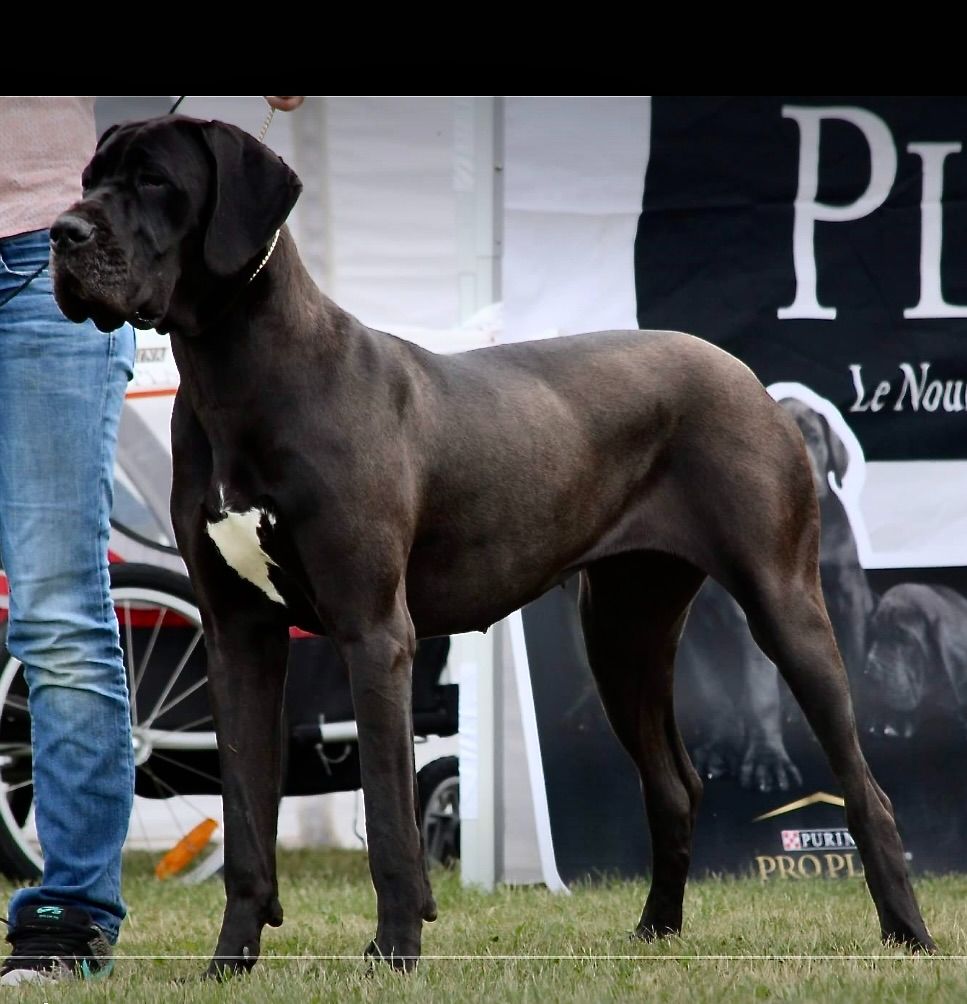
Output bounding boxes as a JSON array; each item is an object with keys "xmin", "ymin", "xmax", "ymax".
[
  {"xmin": 668, "ymin": 383, "xmax": 933, "ymax": 950},
  {"xmin": 721, "ymin": 545, "xmax": 936, "ymax": 950},
  {"xmin": 579, "ymin": 550, "xmax": 706, "ymax": 939}
]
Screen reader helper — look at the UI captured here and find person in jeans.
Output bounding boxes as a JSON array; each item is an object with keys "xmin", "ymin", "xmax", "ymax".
[{"xmin": 0, "ymin": 94, "xmax": 303, "ymax": 987}]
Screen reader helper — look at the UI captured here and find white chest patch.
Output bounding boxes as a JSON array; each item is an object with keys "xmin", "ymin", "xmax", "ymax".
[{"xmin": 206, "ymin": 505, "xmax": 286, "ymax": 606}]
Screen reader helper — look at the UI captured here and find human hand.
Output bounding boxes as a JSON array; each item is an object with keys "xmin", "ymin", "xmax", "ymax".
[{"xmin": 265, "ymin": 96, "xmax": 305, "ymax": 112}]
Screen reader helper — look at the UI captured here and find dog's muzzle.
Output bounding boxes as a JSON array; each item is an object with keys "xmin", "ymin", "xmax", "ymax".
[
  {"xmin": 49, "ymin": 210, "xmax": 141, "ymax": 332},
  {"xmin": 50, "ymin": 213, "xmax": 96, "ymax": 253}
]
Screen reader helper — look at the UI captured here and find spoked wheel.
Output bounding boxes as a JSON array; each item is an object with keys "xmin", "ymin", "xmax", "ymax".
[
  {"xmin": 0, "ymin": 631, "xmax": 35, "ymax": 878},
  {"xmin": 417, "ymin": 755, "xmax": 460, "ymax": 867},
  {"xmin": 0, "ymin": 563, "xmax": 223, "ymax": 881}
]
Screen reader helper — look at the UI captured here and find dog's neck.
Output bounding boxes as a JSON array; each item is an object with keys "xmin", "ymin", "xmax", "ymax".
[
  {"xmin": 160, "ymin": 228, "xmax": 307, "ymax": 338},
  {"xmin": 168, "ymin": 229, "xmax": 358, "ymax": 442}
]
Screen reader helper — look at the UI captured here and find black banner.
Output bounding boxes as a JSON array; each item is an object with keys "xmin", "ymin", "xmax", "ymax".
[{"xmin": 636, "ymin": 96, "xmax": 967, "ymax": 462}]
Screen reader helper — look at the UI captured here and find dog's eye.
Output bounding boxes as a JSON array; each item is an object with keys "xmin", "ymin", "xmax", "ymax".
[{"xmin": 141, "ymin": 175, "xmax": 171, "ymax": 189}]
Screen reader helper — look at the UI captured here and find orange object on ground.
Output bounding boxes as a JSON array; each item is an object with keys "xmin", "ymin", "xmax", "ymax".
[{"xmin": 154, "ymin": 818, "xmax": 218, "ymax": 879}]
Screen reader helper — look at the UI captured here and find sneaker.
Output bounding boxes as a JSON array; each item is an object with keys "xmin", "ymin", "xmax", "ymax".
[{"xmin": 0, "ymin": 905, "xmax": 114, "ymax": 986}]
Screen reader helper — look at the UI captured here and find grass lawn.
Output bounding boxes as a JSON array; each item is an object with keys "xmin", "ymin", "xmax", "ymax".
[{"xmin": 2, "ymin": 849, "xmax": 966, "ymax": 1001}]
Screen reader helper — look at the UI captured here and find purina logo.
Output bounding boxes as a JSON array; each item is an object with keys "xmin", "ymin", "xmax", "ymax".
[
  {"xmin": 753, "ymin": 792, "xmax": 864, "ymax": 881},
  {"xmin": 780, "ymin": 828, "xmax": 856, "ymax": 852}
]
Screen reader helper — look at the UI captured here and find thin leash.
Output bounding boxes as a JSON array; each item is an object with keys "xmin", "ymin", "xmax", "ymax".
[
  {"xmin": 0, "ymin": 260, "xmax": 45, "ymax": 309},
  {"xmin": 170, "ymin": 95, "xmax": 277, "ymax": 141},
  {"xmin": 0, "ymin": 97, "xmax": 277, "ymax": 312}
]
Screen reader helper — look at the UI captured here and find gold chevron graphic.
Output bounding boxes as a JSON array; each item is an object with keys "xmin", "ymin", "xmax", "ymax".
[{"xmin": 754, "ymin": 791, "xmax": 846, "ymax": 821}]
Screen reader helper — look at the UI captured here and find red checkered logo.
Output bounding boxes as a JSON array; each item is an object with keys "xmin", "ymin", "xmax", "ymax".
[{"xmin": 781, "ymin": 830, "xmax": 802, "ymax": 851}]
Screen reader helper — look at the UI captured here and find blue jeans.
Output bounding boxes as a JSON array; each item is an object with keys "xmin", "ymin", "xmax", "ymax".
[{"xmin": 0, "ymin": 229, "xmax": 135, "ymax": 941}]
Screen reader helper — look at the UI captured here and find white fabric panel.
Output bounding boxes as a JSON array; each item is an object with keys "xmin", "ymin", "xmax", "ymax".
[
  {"xmin": 503, "ymin": 96, "xmax": 650, "ymax": 342},
  {"xmin": 504, "ymin": 211, "xmax": 645, "ymax": 341},
  {"xmin": 862, "ymin": 461, "xmax": 967, "ymax": 568},
  {"xmin": 506, "ymin": 96, "xmax": 651, "ymax": 215},
  {"xmin": 322, "ymin": 96, "xmax": 462, "ymax": 330}
]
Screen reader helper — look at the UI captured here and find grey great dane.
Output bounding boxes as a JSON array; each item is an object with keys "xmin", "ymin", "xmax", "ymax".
[{"xmin": 48, "ymin": 116, "xmax": 935, "ymax": 974}]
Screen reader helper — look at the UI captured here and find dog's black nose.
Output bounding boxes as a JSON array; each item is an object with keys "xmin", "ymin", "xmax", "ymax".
[{"xmin": 50, "ymin": 214, "xmax": 95, "ymax": 250}]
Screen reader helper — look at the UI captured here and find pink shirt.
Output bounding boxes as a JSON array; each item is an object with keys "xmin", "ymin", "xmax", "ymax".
[{"xmin": 0, "ymin": 96, "xmax": 96, "ymax": 239}]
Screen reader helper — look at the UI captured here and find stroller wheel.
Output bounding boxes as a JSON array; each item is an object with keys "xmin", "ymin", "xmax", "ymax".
[{"xmin": 417, "ymin": 756, "xmax": 459, "ymax": 867}]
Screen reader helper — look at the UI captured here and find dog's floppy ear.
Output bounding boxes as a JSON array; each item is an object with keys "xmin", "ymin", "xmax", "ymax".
[
  {"xmin": 821, "ymin": 414, "xmax": 849, "ymax": 489},
  {"xmin": 200, "ymin": 121, "xmax": 303, "ymax": 278},
  {"xmin": 96, "ymin": 122, "xmax": 121, "ymax": 151},
  {"xmin": 82, "ymin": 124, "xmax": 123, "ymax": 191},
  {"xmin": 930, "ymin": 592, "xmax": 967, "ymax": 706}
]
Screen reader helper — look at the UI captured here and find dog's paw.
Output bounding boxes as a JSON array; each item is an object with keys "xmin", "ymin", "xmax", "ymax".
[
  {"xmin": 364, "ymin": 938, "xmax": 419, "ymax": 973},
  {"xmin": 739, "ymin": 742, "xmax": 802, "ymax": 792},
  {"xmin": 882, "ymin": 926, "xmax": 938, "ymax": 954},
  {"xmin": 203, "ymin": 959, "xmax": 247, "ymax": 981},
  {"xmin": 203, "ymin": 944, "xmax": 259, "ymax": 980},
  {"xmin": 866, "ymin": 712, "xmax": 918, "ymax": 740},
  {"xmin": 692, "ymin": 741, "xmax": 737, "ymax": 781},
  {"xmin": 632, "ymin": 920, "xmax": 681, "ymax": 943}
]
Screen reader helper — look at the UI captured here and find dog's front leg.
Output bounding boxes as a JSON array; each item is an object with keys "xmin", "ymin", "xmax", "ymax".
[
  {"xmin": 169, "ymin": 397, "xmax": 292, "ymax": 978},
  {"xmin": 202, "ymin": 605, "xmax": 290, "ymax": 979},
  {"xmin": 337, "ymin": 602, "xmax": 435, "ymax": 971}
]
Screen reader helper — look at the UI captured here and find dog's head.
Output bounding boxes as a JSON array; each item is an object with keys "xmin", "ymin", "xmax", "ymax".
[
  {"xmin": 865, "ymin": 583, "xmax": 967, "ymax": 740},
  {"xmin": 778, "ymin": 398, "xmax": 848, "ymax": 498},
  {"xmin": 865, "ymin": 587, "xmax": 929, "ymax": 720},
  {"xmin": 50, "ymin": 115, "xmax": 302, "ymax": 335}
]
